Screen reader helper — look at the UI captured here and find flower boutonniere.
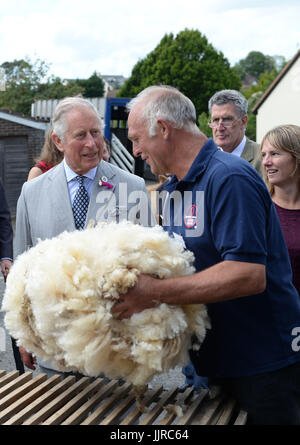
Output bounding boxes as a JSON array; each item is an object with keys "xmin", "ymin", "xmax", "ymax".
[{"xmin": 99, "ymin": 176, "xmax": 114, "ymax": 189}]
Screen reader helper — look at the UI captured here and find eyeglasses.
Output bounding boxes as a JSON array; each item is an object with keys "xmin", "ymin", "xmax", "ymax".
[{"xmin": 208, "ymin": 117, "xmax": 241, "ymax": 128}]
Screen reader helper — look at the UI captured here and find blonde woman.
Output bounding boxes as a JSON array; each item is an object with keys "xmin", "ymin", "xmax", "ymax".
[
  {"xmin": 27, "ymin": 127, "xmax": 64, "ymax": 180},
  {"xmin": 261, "ymin": 124, "xmax": 300, "ymax": 295}
]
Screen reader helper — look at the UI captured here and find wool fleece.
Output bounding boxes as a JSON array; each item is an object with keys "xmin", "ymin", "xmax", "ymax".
[{"xmin": 2, "ymin": 221, "xmax": 210, "ymax": 387}]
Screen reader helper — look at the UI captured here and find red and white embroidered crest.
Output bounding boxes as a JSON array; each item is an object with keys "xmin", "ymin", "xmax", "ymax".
[{"xmin": 184, "ymin": 204, "xmax": 198, "ymax": 229}]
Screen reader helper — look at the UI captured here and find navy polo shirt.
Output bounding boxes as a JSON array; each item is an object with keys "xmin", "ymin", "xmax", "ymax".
[{"xmin": 161, "ymin": 138, "xmax": 300, "ymax": 378}]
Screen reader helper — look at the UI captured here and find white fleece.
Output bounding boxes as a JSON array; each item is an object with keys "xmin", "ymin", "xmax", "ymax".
[{"xmin": 2, "ymin": 221, "xmax": 210, "ymax": 387}]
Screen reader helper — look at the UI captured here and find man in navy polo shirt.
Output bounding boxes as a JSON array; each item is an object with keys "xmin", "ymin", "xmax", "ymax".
[{"xmin": 112, "ymin": 85, "xmax": 300, "ymax": 425}]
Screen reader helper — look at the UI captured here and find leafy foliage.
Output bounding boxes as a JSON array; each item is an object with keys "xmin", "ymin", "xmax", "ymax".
[
  {"xmin": 0, "ymin": 44, "xmax": 288, "ymax": 141},
  {"xmin": 234, "ymin": 51, "xmax": 279, "ymax": 79},
  {"xmin": 243, "ymin": 70, "xmax": 279, "ymax": 99},
  {"xmin": 234, "ymin": 51, "xmax": 287, "ymax": 141},
  {"xmin": 0, "ymin": 57, "xmax": 49, "ymax": 114},
  {"xmin": 0, "ymin": 57, "xmax": 83, "ymax": 115},
  {"xmin": 242, "ymin": 69, "xmax": 284, "ymax": 141},
  {"xmin": 198, "ymin": 112, "xmax": 212, "ymax": 138},
  {"xmin": 118, "ymin": 29, "xmax": 241, "ymax": 117},
  {"xmin": 75, "ymin": 71, "xmax": 104, "ymax": 98},
  {"xmin": 35, "ymin": 76, "xmax": 84, "ymax": 101}
]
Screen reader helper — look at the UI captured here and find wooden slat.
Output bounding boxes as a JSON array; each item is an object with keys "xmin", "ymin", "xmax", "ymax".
[
  {"xmin": 43, "ymin": 378, "xmax": 105, "ymax": 425},
  {"xmin": 25, "ymin": 377, "xmax": 90, "ymax": 425},
  {"xmin": 81, "ymin": 382, "xmax": 132, "ymax": 425},
  {"xmin": 234, "ymin": 410, "xmax": 248, "ymax": 425},
  {"xmin": 119, "ymin": 386, "xmax": 164, "ymax": 426},
  {"xmin": 22, "ymin": 376, "xmax": 84, "ymax": 425},
  {"xmin": 0, "ymin": 371, "xmax": 246, "ymax": 425},
  {"xmin": 0, "ymin": 371, "xmax": 19, "ymax": 389},
  {"xmin": 0, "ymin": 374, "xmax": 38, "ymax": 412},
  {"xmin": 139, "ymin": 387, "xmax": 178, "ymax": 425},
  {"xmin": 3, "ymin": 375, "xmax": 62, "ymax": 425},
  {"xmin": 62, "ymin": 379, "xmax": 119, "ymax": 425},
  {"xmin": 215, "ymin": 399, "xmax": 236, "ymax": 425},
  {"xmin": 177, "ymin": 390, "xmax": 208, "ymax": 425},
  {"xmin": 158, "ymin": 386, "xmax": 194, "ymax": 425},
  {"xmin": 0, "ymin": 374, "xmax": 48, "ymax": 424},
  {"xmin": 194, "ymin": 394, "xmax": 226, "ymax": 425},
  {"xmin": 0, "ymin": 372, "xmax": 32, "ymax": 399},
  {"xmin": 99, "ymin": 392, "xmax": 136, "ymax": 425}
]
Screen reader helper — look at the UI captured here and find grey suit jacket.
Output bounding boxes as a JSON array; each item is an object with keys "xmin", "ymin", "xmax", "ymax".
[
  {"xmin": 15, "ymin": 160, "xmax": 154, "ymax": 257},
  {"xmin": 241, "ymin": 138, "xmax": 263, "ymax": 177}
]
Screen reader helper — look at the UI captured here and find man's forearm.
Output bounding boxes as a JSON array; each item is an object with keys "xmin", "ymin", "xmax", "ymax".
[
  {"xmin": 156, "ymin": 260, "xmax": 266, "ymax": 306},
  {"xmin": 113, "ymin": 260, "xmax": 266, "ymax": 319}
]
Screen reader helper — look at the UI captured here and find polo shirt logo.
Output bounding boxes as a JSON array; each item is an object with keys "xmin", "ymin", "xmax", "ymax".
[{"xmin": 184, "ymin": 204, "xmax": 198, "ymax": 229}]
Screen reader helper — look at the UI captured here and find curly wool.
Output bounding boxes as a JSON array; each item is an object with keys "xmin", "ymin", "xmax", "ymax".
[{"xmin": 2, "ymin": 221, "xmax": 210, "ymax": 387}]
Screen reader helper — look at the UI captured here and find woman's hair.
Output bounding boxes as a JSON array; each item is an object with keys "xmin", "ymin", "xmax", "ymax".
[
  {"xmin": 260, "ymin": 124, "xmax": 300, "ymax": 195},
  {"xmin": 102, "ymin": 137, "xmax": 111, "ymax": 161},
  {"xmin": 36, "ymin": 127, "xmax": 64, "ymax": 166},
  {"xmin": 126, "ymin": 85, "xmax": 199, "ymax": 136}
]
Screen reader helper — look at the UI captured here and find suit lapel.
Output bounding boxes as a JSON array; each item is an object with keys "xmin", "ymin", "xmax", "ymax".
[
  {"xmin": 48, "ymin": 162, "xmax": 76, "ymax": 231},
  {"xmin": 86, "ymin": 161, "xmax": 118, "ymax": 225},
  {"xmin": 241, "ymin": 138, "xmax": 254, "ymax": 162},
  {"xmin": 48, "ymin": 161, "xmax": 121, "ymax": 229}
]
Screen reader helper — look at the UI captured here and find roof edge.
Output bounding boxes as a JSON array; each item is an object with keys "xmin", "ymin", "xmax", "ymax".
[{"xmin": 0, "ymin": 109, "xmax": 49, "ymax": 130}]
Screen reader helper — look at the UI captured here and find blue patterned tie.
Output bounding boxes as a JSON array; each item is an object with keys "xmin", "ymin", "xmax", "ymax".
[{"xmin": 72, "ymin": 175, "xmax": 89, "ymax": 230}]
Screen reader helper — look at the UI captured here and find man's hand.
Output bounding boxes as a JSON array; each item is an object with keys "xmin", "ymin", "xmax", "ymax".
[
  {"xmin": 111, "ymin": 261, "xmax": 266, "ymax": 320},
  {"xmin": 111, "ymin": 274, "xmax": 160, "ymax": 320},
  {"xmin": 19, "ymin": 346, "xmax": 37, "ymax": 370},
  {"xmin": 1, "ymin": 259, "xmax": 12, "ymax": 280}
]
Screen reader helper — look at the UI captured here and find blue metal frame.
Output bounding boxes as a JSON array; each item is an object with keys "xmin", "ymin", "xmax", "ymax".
[{"xmin": 104, "ymin": 97, "xmax": 131, "ymax": 141}]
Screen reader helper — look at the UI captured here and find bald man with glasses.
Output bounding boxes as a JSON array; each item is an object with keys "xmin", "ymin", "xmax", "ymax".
[{"xmin": 208, "ymin": 89, "xmax": 262, "ymax": 176}]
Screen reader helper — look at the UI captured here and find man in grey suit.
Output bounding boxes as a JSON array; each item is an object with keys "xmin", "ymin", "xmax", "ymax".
[
  {"xmin": 16, "ymin": 96, "xmax": 153, "ymax": 373},
  {"xmin": 208, "ymin": 89, "xmax": 262, "ymax": 176}
]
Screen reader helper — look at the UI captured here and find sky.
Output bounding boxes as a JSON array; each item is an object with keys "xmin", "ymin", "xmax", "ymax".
[{"xmin": 0, "ymin": 0, "xmax": 299, "ymax": 80}]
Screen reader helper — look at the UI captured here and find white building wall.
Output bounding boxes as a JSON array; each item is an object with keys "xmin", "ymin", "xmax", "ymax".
[{"xmin": 256, "ymin": 57, "xmax": 300, "ymax": 143}]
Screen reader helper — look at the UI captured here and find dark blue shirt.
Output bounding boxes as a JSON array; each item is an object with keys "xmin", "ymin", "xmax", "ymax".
[{"xmin": 161, "ymin": 138, "xmax": 300, "ymax": 378}]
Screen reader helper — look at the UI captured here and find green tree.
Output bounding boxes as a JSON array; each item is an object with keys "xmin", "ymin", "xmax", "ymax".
[
  {"xmin": 245, "ymin": 112, "xmax": 257, "ymax": 141},
  {"xmin": 243, "ymin": 70, "xmax": 279, "ymax": 99},
  {"xmin": 118, "ymin": 29, "xmax": 241, "ymax": 117},
  {"xmin": 234, "ymin": 51, "xmax": 284, "ymax": 80},
  {"xmin": 0, "ymin": 57, "xmax": 49, "ymax": 114},
  {"xmin": 0, "ymin": 57, "xmax": 83, "ymax": 114},
  {"xmin": 1, "ymin": 58, "xmax": 48, "ymax": 85},
  {"xmin": 75, "ymin": 71, "xmax": 104, "ymax": 97},
  {"xmin": 198, "ymin": 112, "xmax": 212, "ymax": 138},
  {"xmin": 236, "ymin": 52, "xmax": 286, "ymax": 141},
  {"xmin": 243, "ymin": 69, "xmax": 282, "ymax": 140},
  {"xmin": 35, "ymin": 76, "xmax": 84, "ymax": 100}
]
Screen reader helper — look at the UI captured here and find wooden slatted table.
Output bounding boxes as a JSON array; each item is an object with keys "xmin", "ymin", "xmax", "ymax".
[{"xmin": 0, "ymin": 370, "xmax": 247, "ymax": 425}]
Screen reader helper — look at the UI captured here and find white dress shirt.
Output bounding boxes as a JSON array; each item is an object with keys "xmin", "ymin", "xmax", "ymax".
[{"xmin": 63, "ymin": 159, "xmax": 98, "ymax": 204}]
